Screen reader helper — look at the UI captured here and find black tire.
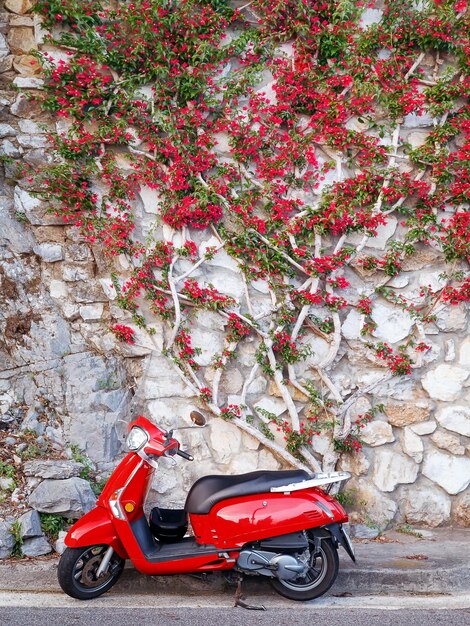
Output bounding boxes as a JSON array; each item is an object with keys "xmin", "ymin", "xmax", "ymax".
[
  {"xmin": 270, "ymin": 537, "xmax": 339, "ymax": 601},
  {"xmin": 58, "ymin": 545, "xmax": 125, "ymax": 600}
]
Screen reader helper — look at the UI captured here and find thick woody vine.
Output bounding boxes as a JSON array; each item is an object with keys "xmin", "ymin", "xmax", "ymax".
[{"xmin": 30, "ymin": 1, "xmax": 470, "ymax": 475}]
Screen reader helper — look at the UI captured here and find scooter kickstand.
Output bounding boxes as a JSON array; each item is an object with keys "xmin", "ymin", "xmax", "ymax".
[{"xmin": 233, "ymin": 574, "xmax": 266, "ymax": 611}]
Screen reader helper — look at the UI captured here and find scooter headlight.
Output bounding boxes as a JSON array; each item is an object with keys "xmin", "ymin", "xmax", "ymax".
[{"xmin": 126, "ymin": 426, "xmax": 149, "ymax": 451}]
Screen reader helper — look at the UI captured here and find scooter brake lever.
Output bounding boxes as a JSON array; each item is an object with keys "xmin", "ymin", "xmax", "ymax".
[
  {"xmin": 138, "ymin": 450, "xmax": 159, "ymax": 469},
  {"xmin": 163, "ymin": 450, "xmax": 177, "ymax": 466}
]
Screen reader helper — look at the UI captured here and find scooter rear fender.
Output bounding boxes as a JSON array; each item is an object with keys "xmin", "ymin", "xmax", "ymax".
[
  {"xmin": 65, "ymin": 506, "xmax": 128, "ymax": 560},
  {"xmin": 311, "ymin": 523, "xmax": 356, "ymax": 562}
]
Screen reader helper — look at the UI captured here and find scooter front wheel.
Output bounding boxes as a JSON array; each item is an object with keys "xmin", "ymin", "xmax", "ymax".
[
  {"xmin": 270, "ymin": 538, "xmax": 339, "ymax": 601},
  {"xmin": 58, "ymin": 545, "xmax": 125, "ymax": 600}
]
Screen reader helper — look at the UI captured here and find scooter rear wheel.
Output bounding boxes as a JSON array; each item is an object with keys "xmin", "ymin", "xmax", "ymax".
[
  {"xmin": 270, "ymin": 537, "xmax": 339, "ymax": 601},
  {"xmin": 58, "ymin": 544, "xmax": 125, "ymax": 600}
]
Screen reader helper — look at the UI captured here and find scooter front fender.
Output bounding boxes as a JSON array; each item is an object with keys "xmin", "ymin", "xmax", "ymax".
[{"xmin": 65, "ymin": 506, "xmax": 128, "ymax": 560}]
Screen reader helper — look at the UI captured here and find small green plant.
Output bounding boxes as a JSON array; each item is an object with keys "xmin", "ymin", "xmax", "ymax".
[
  {"xmin": 96, "ymin": 375, "xmax": 120, "ymax": 390},
  {"xmin": 69, "ymin": 444, "xmax": 94, "ymax": 482},
  {"xmin": 19, "ymin": 443, "xmax": 44, "ymax": 461},
  {"xmin": 70, "ymin": 445, "xmax": 105, "ymax": 495},
  {"xmin": 363, "ymin": 515, "xmax": 383, "ymax": 536},
  {"xmin": 334, "ymin": 490, "xmax": 356, "ymax": 508},
  {"xmin": 40, "ymin": 513, "xmax": 66, "ymax": 540},
  {"xmin": 0, "ymin": 462, "xmax": 16, "ymax": 479},
  {"xmin": 9, "ymin": 520, "xmax": 24, "ymax": 558},
  {"xmin": 396, "ymin": 524, "xmax": 423, "ymax": 539},
  {"xmin": 259, "ymin": 421, "xmax": 275, "ymax": 441},
  {"xmin": 92, "ymin": 478, "xmax": 107, "ymax": 496},
  {"xmin": 0, "ymin": 154, "xmax": 14, "ymax": 166},
  {"xmin": 15, "ymin": 211, "xmax": 29, "ymax": 224}
]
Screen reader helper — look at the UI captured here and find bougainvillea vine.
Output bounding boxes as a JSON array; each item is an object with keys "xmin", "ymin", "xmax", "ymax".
[{"xmin": 30, "ymin": 0, "xmax": 470, "ymax": 475}]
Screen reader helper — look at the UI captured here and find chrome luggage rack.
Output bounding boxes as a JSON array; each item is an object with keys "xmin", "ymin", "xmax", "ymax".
[{"xmin": 270, "ymin": 471, "xmax": 351, "ymax": 493}]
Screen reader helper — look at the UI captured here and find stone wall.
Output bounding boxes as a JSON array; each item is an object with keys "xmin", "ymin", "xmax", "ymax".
[
  {"xmin": 1, "ymin": 4, "xmax": 130, "ymax": 481},
  {"xmin": 0, "ymin": 0, "xmax": 469, "ymax": 544}
]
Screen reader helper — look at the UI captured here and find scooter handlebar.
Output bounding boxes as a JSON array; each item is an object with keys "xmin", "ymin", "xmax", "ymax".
[{"xmin": 176, "ymin": 449, "xmax": 194, "ymax": 461}]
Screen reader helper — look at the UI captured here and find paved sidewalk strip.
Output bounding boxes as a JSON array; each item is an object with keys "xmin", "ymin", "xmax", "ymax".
[{"xmin": 0, "ymin": 591, "xmax": 469, "ymax": 610}]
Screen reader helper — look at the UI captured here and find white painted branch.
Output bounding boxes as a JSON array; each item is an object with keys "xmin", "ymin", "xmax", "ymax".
[
  {"xmin": 166, "ymin": 257, "xmax": 181, "ymax": 350},
  {"xmin": 197, "ymin": 173, "xmax": 232, "ymax": 210},
  {"xmin": 320, "ymin": 370, "xmax": 394, "ymax": 473},
  {"xmin": 253, "ymin": 304, "xmax": 283, "ymax": 322},
  {"xmin": 266, "ymin": 343, "xmax": 301, "ymax": 432},
  {"xmin": 288, "ymin": 233, "xmax": 298, "ymax": 251},
  {"xmin": 340, "ymin": 407, "xmax": 352, "ymax": 441},
  {"xmin": 333, "ymin": 234, "xmax": 347, "ymax": 255},
  {"xmin": 241, "ymin": 362, "xmax": 260, "ymax": 407},
  {"xmin": 285, "ymin": 367, "xmax": 305, "ymax": 393},
  {"xmin": 254, "ymin": 232, "xmax": 310, "ymax": 275},
  {"xmin": 314, "ymin": 233, "xmax": 322, "ymax": 258},
  {"xmin": 238, "ymin": 1, "xmax": 255, "ymax": 11},
  {"xmin": 404, "ymin": 52, "xmax": 425, "ymax": 81},
  {"xmin": 211, "ymin": 340, "xmax": 238, "ymax": 406},
  {"xmin": 210, "ymin": 224, "xmax": 224, "ymax": 243},
  {"xmin": 417, "ymin": 78, "xmax": 438, "ymax": 86},
  {"xmin": 129, "ymin": 146, "xmax": 157, "ymax": 161},
  {"xmin": 289, "ymin": 233, "xmax": 322, "ymax": 343},
  {"xmin": 240, "ymin": 164, "xmax": 264, "ymax": 189},
  {"xmin": 219, "ymin": 310, "xmax": 269, "ymax": 339},
  {"xmin": 337, "ymin": 373, "xmax": 392, "ymax": 417},
  {"xmin": 170, "ymin": 359, "xmax": 200, "ymax": 396},
  {"xmin": 242, "ymin": 273, "xmax": 254, "ymax": 317},
  {"xmin": 321, "ymin": 147, "xmax": 343, "ymax": 182},
  {"xmin": 174, "ymin": 242, "xmax": 224, "ymax": 284},
  {"xmin": 300, "ymin": 446, "xmax": 322, "ymax": 472},
  {"xmin": 314, "ymin": 367, "xmax": 343, "ymax": 404},
  {"xmin": 315, "ymin": 310, "xmax": 341, "ymax": 370},
  {"xmin": 184, "ymin": 361, "xmax": 205, "ymax": 391},
  {"xmin": 291, "ymin": 278, "xmax": 316, "ymax": 341}
]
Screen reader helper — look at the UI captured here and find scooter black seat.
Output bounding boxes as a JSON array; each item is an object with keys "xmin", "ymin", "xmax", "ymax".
[{"xmin": 185, "ymin": 469, "xmax": 310, "ymax": 515}]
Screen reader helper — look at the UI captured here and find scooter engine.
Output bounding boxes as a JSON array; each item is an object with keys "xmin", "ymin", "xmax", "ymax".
[{"xmin": 237, "ymin": 549, "xmax": 307, "ymax": 580}]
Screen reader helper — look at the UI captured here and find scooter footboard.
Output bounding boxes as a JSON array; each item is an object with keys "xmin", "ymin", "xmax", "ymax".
[{"xmin": 65, "ymin": 506, "xmax": 128, "ymax": 559}]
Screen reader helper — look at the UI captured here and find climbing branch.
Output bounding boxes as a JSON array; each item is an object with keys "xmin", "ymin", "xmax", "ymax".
[{"xmin": 166, "ymin": 256, "xmax": 182, "ymax": 349}]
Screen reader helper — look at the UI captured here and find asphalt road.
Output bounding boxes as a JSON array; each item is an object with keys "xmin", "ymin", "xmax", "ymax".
[{"xmin": 2, "ymin": 608, "xmax": 469, "ymax": 626}]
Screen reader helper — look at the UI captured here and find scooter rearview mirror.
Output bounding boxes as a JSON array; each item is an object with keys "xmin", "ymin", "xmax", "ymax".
[
  {"xmin": 172, "ymin": 410, "xmax": 208, "ymax": 431},
  {"xmin": 190, "ymin": 410, "xmax": 206, "ymax": 427}
]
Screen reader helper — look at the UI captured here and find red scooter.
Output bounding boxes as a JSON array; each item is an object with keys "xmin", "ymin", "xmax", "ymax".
[{"xmin": 58, "ymin": 412, "xmax": 354, "ymax": 602}]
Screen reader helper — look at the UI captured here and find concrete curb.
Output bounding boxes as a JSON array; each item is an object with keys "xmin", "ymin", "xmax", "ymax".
[
  {"xmin": 336, "ymin": 564, "xmax": 470, "ymax": 595},
  {"xmin": 0, "ymin": 559, "xmax": 468, "ymax": 597}
]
